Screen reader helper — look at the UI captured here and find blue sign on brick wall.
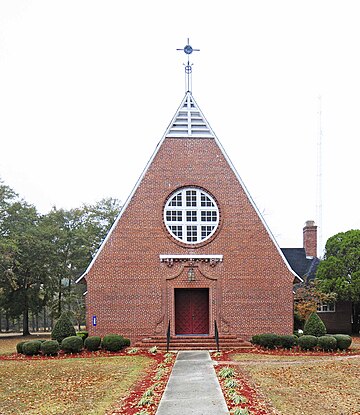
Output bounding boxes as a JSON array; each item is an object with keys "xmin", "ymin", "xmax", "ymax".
[{"xmin": 92, "ymin": 315, "xmax": 97, "ymax": 326}]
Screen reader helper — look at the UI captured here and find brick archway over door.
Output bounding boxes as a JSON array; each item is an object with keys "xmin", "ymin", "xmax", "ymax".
[{"xmin": 175, "ymin": 288, "xmax": 209, "ymax": 335}]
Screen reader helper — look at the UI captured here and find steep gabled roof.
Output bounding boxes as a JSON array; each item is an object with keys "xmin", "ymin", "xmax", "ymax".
[
  {"xmin": 281, "ymin": 248, "xmax": 319, "ymax": 282},
  {"xmin": 77, "ymin": 92, "xmax": 300, "ymax": 284}
]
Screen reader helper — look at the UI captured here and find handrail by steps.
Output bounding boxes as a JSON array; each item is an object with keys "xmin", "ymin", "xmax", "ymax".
[
  {"xmin": 214, "ymin": 320, "xmax": 220, "ymax": 352},
  {"xmin": 166, "ymin": 320, "xmax": 171, "ymax": 352}
]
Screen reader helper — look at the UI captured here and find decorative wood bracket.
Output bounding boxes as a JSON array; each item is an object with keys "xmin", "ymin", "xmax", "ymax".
[{"xmin": 160, "ymin": 254, "xmax": 223, "ymax": 267}]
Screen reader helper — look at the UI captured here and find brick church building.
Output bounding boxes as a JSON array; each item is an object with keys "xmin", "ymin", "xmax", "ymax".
[
  {"xmin": 77, "ymin": 91, "xmax": 300, "ymax": 346},
  {"xmin": 77, "ymin": 45, "xmax": 301, "ymax": 347}
]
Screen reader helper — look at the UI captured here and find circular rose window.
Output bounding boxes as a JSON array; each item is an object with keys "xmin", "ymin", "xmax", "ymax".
[{"xmin": 164, "ymin": 187, "xmax": 219, "ymax": 244}]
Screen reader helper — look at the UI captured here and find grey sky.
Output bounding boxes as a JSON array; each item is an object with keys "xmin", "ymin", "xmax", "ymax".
[{"xmin": 1, "ymin": 1, "xmax": 359, "ymax": 255}]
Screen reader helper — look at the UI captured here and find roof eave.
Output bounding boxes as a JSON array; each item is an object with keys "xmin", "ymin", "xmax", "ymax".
[{"xmin": 76, "ymin": 272, "xmax": 87, "ymax": 284}]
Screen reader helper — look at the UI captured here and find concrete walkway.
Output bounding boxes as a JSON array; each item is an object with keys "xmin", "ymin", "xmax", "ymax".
[{"xmin": 156, "ymin": 351, "xmax": 229, "ymax": 415}]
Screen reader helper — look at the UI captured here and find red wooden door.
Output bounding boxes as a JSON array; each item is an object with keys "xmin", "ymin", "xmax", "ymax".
[{"xmin": 175, "ymin": 289, "xmax": 209, "ymax": 335}]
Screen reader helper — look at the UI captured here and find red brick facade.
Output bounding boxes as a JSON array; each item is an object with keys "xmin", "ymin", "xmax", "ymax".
[{"xmin": 81, "ymin": 95, "xmax": 296, "ymax": 343}]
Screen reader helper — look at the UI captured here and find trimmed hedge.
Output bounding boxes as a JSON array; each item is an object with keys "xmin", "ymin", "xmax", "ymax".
[
  {"xmin": 41, "ymin": 340, "xmax": 60, "ymax": 356},
  {"xmin": 279, "ymin": 334, "xmax": 298, "ymax": 349},
  {"xmin": 303, "ymin": 312, "xmax": 326, "ymax": 337},
  {"xmin": 317, "ymin": 336, "xmax": 337, "ymax": 351},
  {"xmin": 250, "ymin": 334, "xmax": 261, "ymax": 345},
  {"xmin": 22, "ymin": 340, "xmax": 42, "ymax": 356},
  {"xmin": 332, "ymin": 334, "xmax": 352, "ymax": 350},
  {"xmin": 51, "ymin": 313, "xmax": 76, "ymax": 343},
  {"xmin": 251, "ymin": 333, "xmax": 297, "ymax": 349},
  {"xmin": 298, "ymin": 335, "xmax": 318, "ymax": 350},
  {"xmin": 249, "ymin": 331, "xmax": 352, "ymax": 352},
  {"xmin": 252, "ymin": 333, "xmax": 279, "ymax": 349},
  {"xmin": 76, "ymin": 331, "xmax": 88, "ymax": 342},
  {"xmin": 102, "ymin": 334, "xmax": 128, "ymax": 352},
  {"xmin": 61, "ymin": 336, "xmax": 83, "ymax": 354},
  {"xmin": 16, "ymin": 341, "xmax": 27, "ymax": 354},
  {"xmin": 84, "ymin": 336, "xmax": 102, "ymax": 352}
]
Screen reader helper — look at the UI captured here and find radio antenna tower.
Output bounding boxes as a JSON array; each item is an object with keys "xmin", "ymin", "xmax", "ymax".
[{"xmin": 316, "ymin": 95, "xmax": 323, "ymax": 257}]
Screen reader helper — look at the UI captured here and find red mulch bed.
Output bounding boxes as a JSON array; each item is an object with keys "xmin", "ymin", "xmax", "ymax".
[
  {"xmin": 108, "ymin": 351, "xmax": 175, "ymax": 415},
  {"xmin": 215, "ymin": 362, "xmax": 272, "ymax": 415},
  {"xmin": 0, "ymin": 348, "xmax": 159, "ymax": 361}
]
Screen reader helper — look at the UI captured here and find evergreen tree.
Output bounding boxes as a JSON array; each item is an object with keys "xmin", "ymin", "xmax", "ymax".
[
  {"xmin": 0, "ymin": 192, "xmax": 53, "ymax": 335},
  {"xmin": 316, "ymin": 229, "xmax": 360, "ymax": 333},
  {"xmin": 51, "ymin": 312, "xmax": 76, "ymax": 343},
  {"xmin": 303, "ymin": 312, "xmax": 326, "ymax": 337}
]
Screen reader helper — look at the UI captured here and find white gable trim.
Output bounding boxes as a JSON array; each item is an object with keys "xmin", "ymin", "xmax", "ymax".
[
  {"xmin": 76, "ymin": 92, "xmax": 300, "ymax": 284},
  {"xmin": 76, "ymin": 94, "xmax": 191, "ymax": 283},
  {"xmin": 75, "ymin": 136, "xmax": 165, "ymax": 284},
  {"xmin": 211, "ymin": 132, "xmax": 302, "ymax": 282}
]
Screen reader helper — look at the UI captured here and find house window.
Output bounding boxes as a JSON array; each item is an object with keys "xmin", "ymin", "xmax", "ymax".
[
  {"xmin": 164, "ymin": 187, "xmax": 219, "ymax": 244},
  {"xmin": 317, "ymin": 303, "xmax": 336, "ymax": 312}
]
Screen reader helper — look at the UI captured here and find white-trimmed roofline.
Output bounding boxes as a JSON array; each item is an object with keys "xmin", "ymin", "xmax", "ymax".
[
  {"xmin": 76, "ymin": 91, "xmax": 301, "ymax": 284},
  {"xmin": 76, "ymin": 95, "xmax": 191, "ymax": 283}
]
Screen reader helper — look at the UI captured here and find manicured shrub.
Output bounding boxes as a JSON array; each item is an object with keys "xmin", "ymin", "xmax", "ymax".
[
  {"xmin": 76, "ymin": 331, "xmax": 88, "ymax": 342},
  {"xmin": 317, "ymin": 336, "xmax": 337, "ymax": 351},
  {"xmin": 22, "ymin": 340, "xmax": 42, "ymax": 356},
  {"xmin": 250, "ymin": 334, "xmax": 261, "ymax": 345},
  {"xmin": 41, "ymin": 340, "xmax": 60, "ymax": 356},
  {"xmin": 332, "ymin": 334, "xmax": 352, "ymax": 350},
  {"xmin": 252, "ymin": 333, "xmax": 298, "ymax": 349},
  {"xmin": 51, "ymin": 313, "xmax": 76, "ymax": 343},
  {"xmin": 123, "ymin": 337, "xmax": 130, "ymax": 347},
  {"xmin": 61, "ymin": 336, "xmax": 83, "ymax": 353},
  {"xmin": 303, "ymin": 312, "xmax": 326, "ymax": 337},
  {"xmin": 16, "ymin": 341, "xmax": 27, "ymax": 354},
  {"xmin": 102, "ymin": 334, "xmax": 127, "ymax": 352},
  {"xmin": 279, "ymin": 334, "xmax": 298, "ymax": 349},
  {"xmin": 297, "ymin": 335, "xmax": 318, "ymax": 350},
  {"xmin": 256, "ymin": 333, "xmax": 280, "ymax": 349},
  {"xmin": 84, "ymin": 336, "xmax": 102, "ymax": 352}
]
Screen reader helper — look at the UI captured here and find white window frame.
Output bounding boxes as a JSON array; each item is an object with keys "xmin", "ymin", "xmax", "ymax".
[
  {"xmin": 317, "ymin": 303, "xmax": 336, "ymax": 313},
  {"xmin": 164, "ymin": 187, "xmax": 219, "ymax": 244}
]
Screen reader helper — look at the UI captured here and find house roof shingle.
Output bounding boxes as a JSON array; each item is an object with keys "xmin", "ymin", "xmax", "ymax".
[{"xmin": 281, "ymin": 248, "xmax": 320, "ymax": 282}]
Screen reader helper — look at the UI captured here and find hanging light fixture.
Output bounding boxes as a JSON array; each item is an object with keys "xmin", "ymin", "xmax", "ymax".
[{"xmin": 188, "ymin": 267, "xmax": 195, "ymax": 281}]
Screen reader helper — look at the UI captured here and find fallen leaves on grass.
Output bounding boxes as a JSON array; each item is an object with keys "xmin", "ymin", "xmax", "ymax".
[
  {"xmin": 246, "ymin": 358, "xmax": 360, "ymax": 415},
  {"xmin": 215, "ymin": 348, "xmax": 360, "ymax": 415},
  {"xmin": 0, "ymin": 353, "xmax": 154, "ymax": 415}
]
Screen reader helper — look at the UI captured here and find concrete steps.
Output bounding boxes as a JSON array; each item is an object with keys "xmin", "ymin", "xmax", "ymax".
[{"xmin": 135, "ymin": 334, "xmax": 253, "ymax": 351}]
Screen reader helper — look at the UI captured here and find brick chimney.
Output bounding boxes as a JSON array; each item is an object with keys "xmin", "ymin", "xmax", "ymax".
[{"xmin": 303, "ymin": 220, "xmax": 317, "ymax": 258}]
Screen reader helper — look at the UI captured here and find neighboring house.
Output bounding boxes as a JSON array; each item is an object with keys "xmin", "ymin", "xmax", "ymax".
[
  {"xmin": 282, "ymin": 221, "xmax": 353, "ymax": 334},
  {"xmin": 76, "ymin": 89, "xmax": 300, "ymax": 346}
]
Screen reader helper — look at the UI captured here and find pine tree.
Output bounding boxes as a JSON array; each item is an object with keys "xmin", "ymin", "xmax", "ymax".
[
  {"xmin": 51, "ymin": 313, "xmax": 76, "ymax": 343},
  {"xmin": 303, "ymin": 312, "xmax": 326, "ymax": 337}
]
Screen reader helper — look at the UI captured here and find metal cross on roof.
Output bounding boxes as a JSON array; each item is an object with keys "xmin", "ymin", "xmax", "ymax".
[{"xmin": 177, "ymin": 38, "xmax": 200, "ymax": 93}]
